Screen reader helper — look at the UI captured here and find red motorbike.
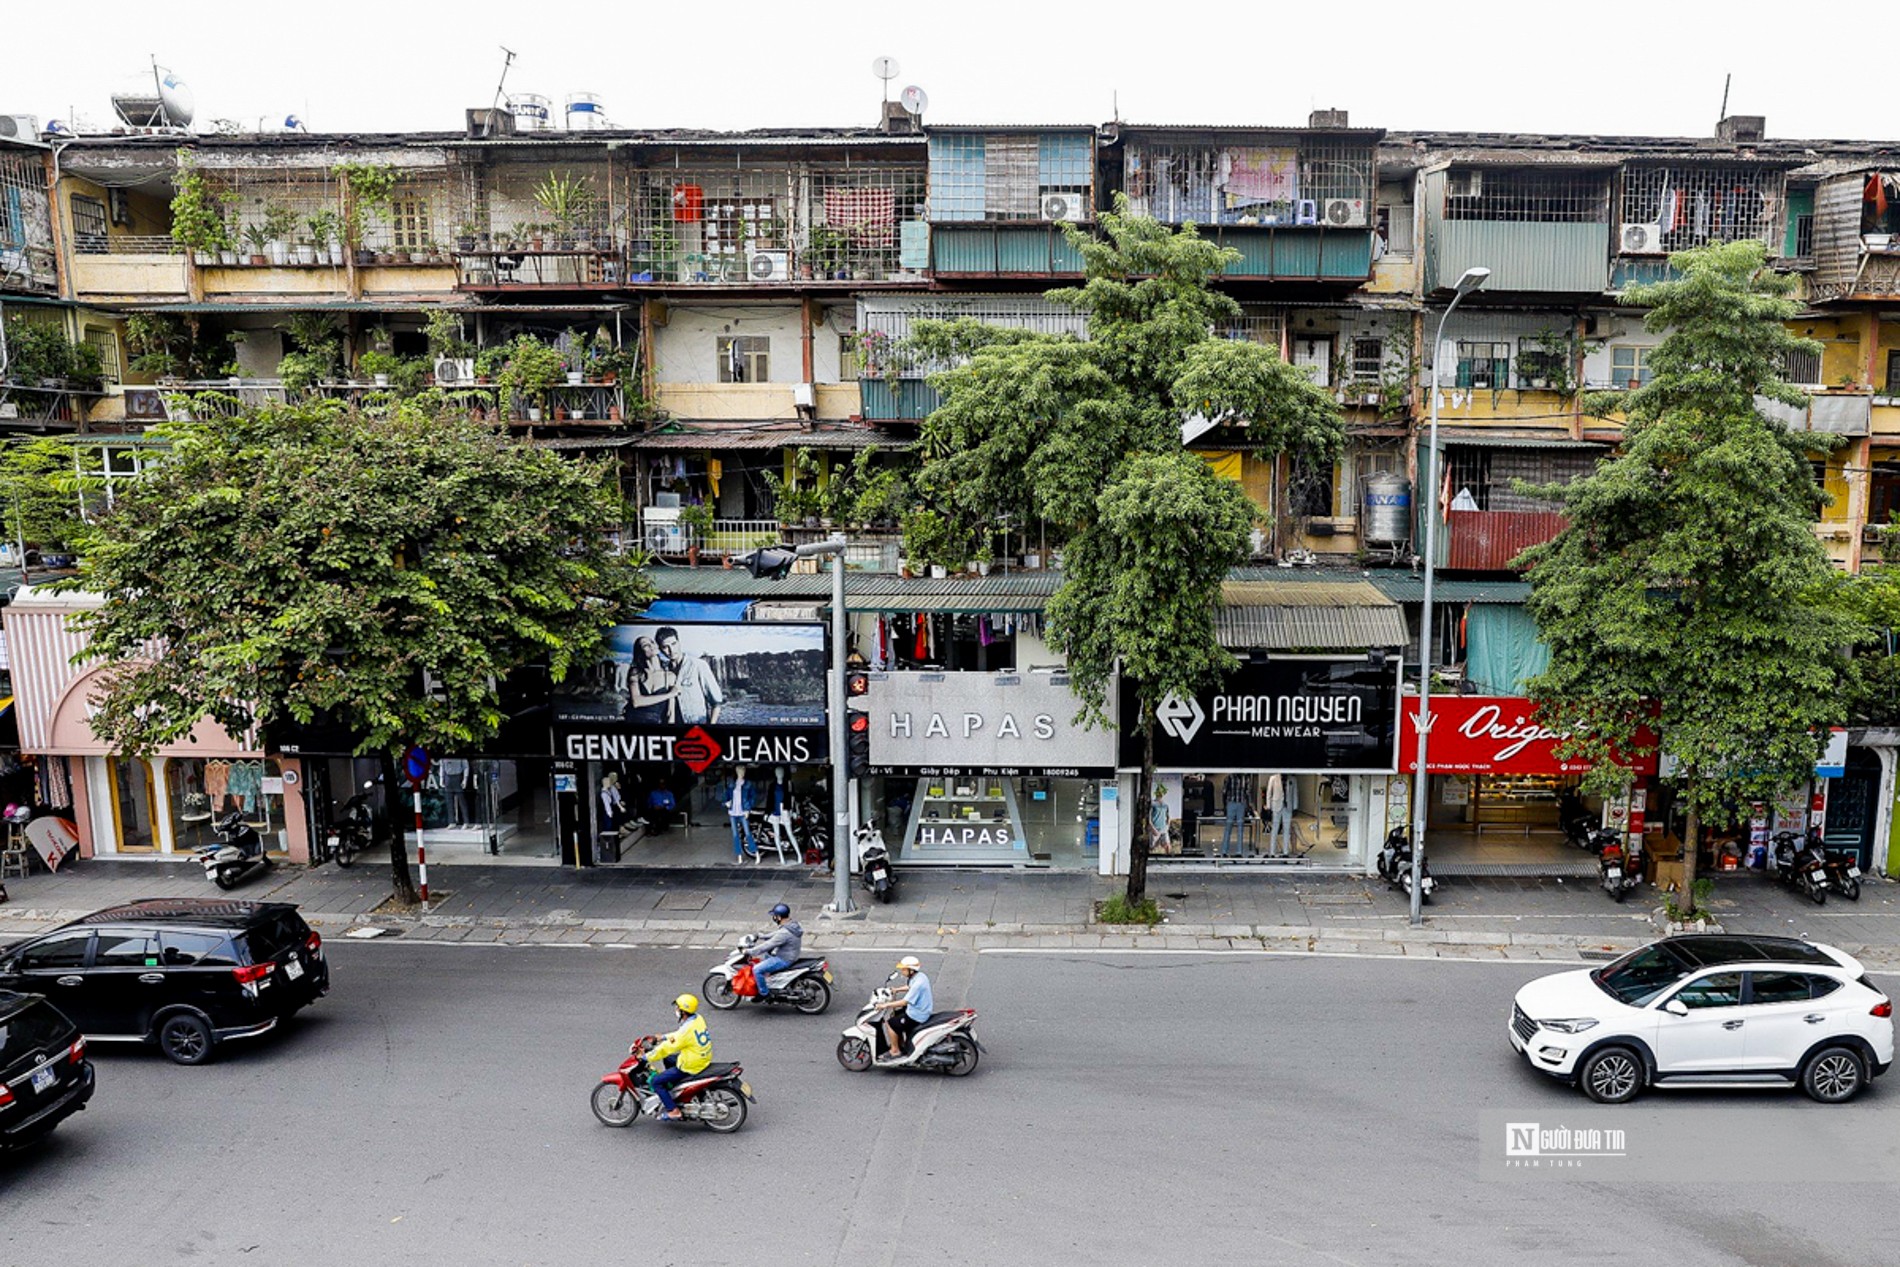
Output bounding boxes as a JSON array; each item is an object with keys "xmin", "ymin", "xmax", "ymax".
[{"xmin": 589, "ymin": 1037, "xmax": 753, "ymax": 1133}]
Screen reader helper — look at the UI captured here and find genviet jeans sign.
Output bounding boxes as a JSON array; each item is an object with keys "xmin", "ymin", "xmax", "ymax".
[{"xmin": 1120, "ymin": 657, "xmax": 1401, "ymax": 772}]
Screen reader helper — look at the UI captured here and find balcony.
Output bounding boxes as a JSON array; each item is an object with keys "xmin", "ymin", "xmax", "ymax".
[
  {"xmin": 653, "ymin": 382, "xmax": 860, "ymax": 422},
  {"xmin": 635, "ymin": 511, "xmax": 903, "ymax": 571},
  {"xmin": 929, "ymin": 224, "xmax": 1085, "ymax": 276},
  {"xmin": 859, "ymin": 378, "xmax": 940, "ymax": 423},
  {"xmin": 1443, "ymin": 509, "xmax": 1567, "ymax": 570},
  {"xmin": 153, "ymin": 377, "xmax": 627, "ymax": 426},
  {"xmin": 69, "ymin": 236, "xmax": 189, "ymax": 301},
  {"xmin": 0, "ymin": 241, "xmax": 58, "ymax": 295},
  {"xmin": 453, "ymin": 246, "xmax": 625, "ymax": 290},
  {"xmin": 1208, "ymin": 225, "xmax": 1374, "ymax": 281},
  {"xmin": 0, "ymin": 383, "xmax": 102, "ymax": 429}
]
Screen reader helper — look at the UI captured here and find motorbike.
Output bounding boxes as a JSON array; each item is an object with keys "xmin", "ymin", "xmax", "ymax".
[
  {"xmin": 836, "ymin": 981, "xmax": 981, "ymax": 1076},
  {"xmin": 589, "ymin": 1036, "xmax": 753, "ymax": 1133},
  {"xmin": 1811, "ymin": 829, "xmax": 1863, "ymax": 902},
  {"xmin": 1557, "ymin": 789, "xmax": 1597, "ymax": 851},
  {"xmin": 856, "ymin": 823, "xmax": 897, "ymax": 903},
  {"xmin": 701, "ymin": 934, "xmax": 833, "ymax": 1013},
  {"xmin": 194, "ymin": 812, "xmax": 270, "ymax": 890},
  {"xmin": 1770, "ymin": 829, "xmax": 1830, "ymax": 905},
  {"xmin": 1375, "ymin": 825, "xmax": 1436, "ymax": 904},
  {"xmin": 794, "ymin": 796, "xmax": 829, "ymax": 866},
  {"xmin": 325, "ymin": 781, "xmax": 381, "ymax": 868},
  {"xmin": 1594, "ymin": 828, "xmax": 1642, "ymax": 902}
]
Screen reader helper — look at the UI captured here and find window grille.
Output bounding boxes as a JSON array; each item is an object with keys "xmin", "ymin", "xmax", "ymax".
[
  {"xmin": 1122, "ymin": 137, "xmax": 1373, "ymax": 225},
  {"xmin": 389, "ymin": 196, "xmax": 432, "ymax": 251},
  {"xmin": 1794, "ymin": 213, "xmax": 1815, "ymax": 259},
  {"xmin": 1351, "ymin": 337, "xmax": 1384, "ymax": 383},
  {"xmin": 71, "ymin": 195, "xmax": 108, "ymax": 252},
  {"xmin": 1782, "ymin": 348, "xmax": 1823, "ymax": 386},
  {"xmin": 1288, "ymin": 457, "xmax": 1334, "ymax": 518},
  {"xmin": 717, "ymin": 335, "xmax": 770, "ymax": 383},
  {"xmin": 1216, "ymin": 310, "xmax": 1286, "ymax": 349},
  {"xmin": 1619, "ymin": 165, "xmax": 1783, "ymax": 249},
  {"xmin": 1610, "ymin": 345, "xmax": 1652, "ymax": 389},
  {"xmin": 1444, "ymin": 448, "xmax": 1597, "ymax": 512},
  {"xmin": 1456, "ymin": 341, "xmax": 1512, "ymax": 390},
  {"xmin": 0, "ymin": 149, "xmax": 55, "ymax": 288},
  {"xmin": 83, "ymin": 326, "xmax": 121, "ymax": 382},
  {"xmin": 927, "ymin": 132, "xmax": 1092, "ymax": 224},
  {"xmin": 1515, "ymin": 337, "xmax": 1569, "ymax": 389},
  {"xmin": 1441, "ymin": 169, "xmax": 1609, "ymax": 223},
  {"xmin": 1887, "ymin": 349, "xmax": 1900, "ymax": 395}
]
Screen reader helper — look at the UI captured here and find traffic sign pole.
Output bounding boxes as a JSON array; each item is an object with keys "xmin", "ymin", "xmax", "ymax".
[{"xmin": 404, "ymin": 747, "xmax": 432, "ymax": 910}]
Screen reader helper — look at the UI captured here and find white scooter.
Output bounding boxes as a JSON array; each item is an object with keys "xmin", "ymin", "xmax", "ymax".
[
  {"xmin": 855, "ymin": 824, "xmax": 896, "ymax": 903},
  {"xmin": 195, "ymin": 812, "xmax": 270, "ymax": 890},
  {"xmin": 836, "ymin": 981, "xmax": 982, "ymax": 1076}
]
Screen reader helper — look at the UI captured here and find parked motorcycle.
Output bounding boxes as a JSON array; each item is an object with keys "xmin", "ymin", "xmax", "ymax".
[
  {"xmin": 794, "ymin": 796, "xmax": 829, "ymax": 866},
  {"xmin": 589, "ymin": 1036, "xmax": 753, "ymax": 1133},
  {"xmin": 325, "ymin": 781, "xmax": 381, "ymax": 868},
  {"xmin": 701, "ymin": 935, "xmax": 833, "ymax": 1013},
  {"xmin": 195, "ymin": 811, "xmax": 270, "ymax": 890},
  {"xmin": 1557, "ymin": 789, "xmax": 1597, "ymax": 851},
  {"xmin": 836, "ymin": 982, "xmax": 981, "ymax": 1076},
  {"xmin": 1811, "ymin": 828, "xmax": 1863, "ymax": 902},
  {"xmin": 1770, "ymin": 829, "xmax": 1830, "ymax": 905},
  {"xmin": 1375, "ymin": 825, "xmax": 1436, "ymax": 904},
  {"xmin": 1595, "ymin": 828, "xmax": 1642, "ymax": 902},
  {"xmin": 856, "ymin": 823, "xmax": 897, "ymax": 903}
]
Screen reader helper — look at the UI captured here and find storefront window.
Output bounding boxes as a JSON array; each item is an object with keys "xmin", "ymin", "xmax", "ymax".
[
  {"xmin": 871, "ymin": 775, "xmax": 1099, "ymax": 867},
  {"xmin": 1145, "ymin": 770, "xmax": 1364, "ymax": 865},
  {"xmin": 166, "ymin": 758, "xmax": 219, "ymax": 853},
  {"xmin": 189, "ymin": 758, "xmax": 288, "ymax": 854},
  {"xmin": 417, "ymin": 758, "xmax": 557, "ymax": 861}
]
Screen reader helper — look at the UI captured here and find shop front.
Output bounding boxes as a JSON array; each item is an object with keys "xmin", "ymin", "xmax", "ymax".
[
  {"xmin": 860, "ymin": 670, "xmax": 1117, "ymax": 868},
  {"xmin": 555, "ymin": 619, "xmax": 831, "ymax": 867},
  {"xmin": 1115, "ymin": 655, "xmax": 1402, "ymax": 872}
]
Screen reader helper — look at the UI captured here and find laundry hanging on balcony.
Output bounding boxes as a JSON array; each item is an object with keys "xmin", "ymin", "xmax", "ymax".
[{"xmin": 824, "ymin": 189, "xmax": 896, "ymax": 247}]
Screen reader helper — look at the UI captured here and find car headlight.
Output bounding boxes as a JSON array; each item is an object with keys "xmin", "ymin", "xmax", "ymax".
[{"xmin": 1540, "ymin": 1018, "xmax": 1599, "ymax": 1034}]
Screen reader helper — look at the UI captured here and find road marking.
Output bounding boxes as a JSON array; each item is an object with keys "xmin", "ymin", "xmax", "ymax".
[{"xmin": 980, "ymin": 947, "xmax": 1590, "ymax": 965}]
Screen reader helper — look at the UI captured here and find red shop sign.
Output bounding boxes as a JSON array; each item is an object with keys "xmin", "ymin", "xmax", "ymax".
[{"xmin": 1399, "ymin": 696, "xmax": 1657, "ymax": 776}]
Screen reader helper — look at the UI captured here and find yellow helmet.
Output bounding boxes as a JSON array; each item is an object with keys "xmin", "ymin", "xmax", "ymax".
[{"xmin": 674, "ymin": 993, "xmax": 699, "ymax": 1015}]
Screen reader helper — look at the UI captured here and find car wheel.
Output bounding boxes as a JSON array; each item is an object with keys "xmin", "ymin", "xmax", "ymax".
[
  {"xmin": 158, "ymin": 1013, "xmax": 215, "ymax": 1065},
  {"xmin": 1802, "ymin": 1046, "xmax": 1867, "ymax": 1103},
  {"xmin": 1579, "ymin": 1046, "xmax": 1644, "ymax": 1103}
]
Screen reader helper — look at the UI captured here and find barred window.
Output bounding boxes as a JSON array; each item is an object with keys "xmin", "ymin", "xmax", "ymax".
[
  {"xmin": 928, "ymin": 131, "xmax": 1092, "ymax": 224},
  {"xmin": 1620, "ymin": 165, "xmax": 1782, "ymax": 250},
  {"xmin": 1781, "ymin": 348, "xmax": 1822, "ymax": 386},
  {"xmin": 83, "ymin": 326, "xmax": 121, "ymax": 382},
  {"xmin": 1351, "ymin": 337, "xmax": 1384, "ymax": 383},
  {"xmin": 717, "ymin": 336, "xmax": 769, "ymax": 384},
  {"xmin": 1515, "ymin": 338, "xmax": 1568, "ymax": 389},
  {"xmin": 1456, "ymin": 341, "xmax": 1512, "ymax": 390},
  {"xmin": 1441, "ymin": 169, "xmax": 1610, "ymax": 223}
]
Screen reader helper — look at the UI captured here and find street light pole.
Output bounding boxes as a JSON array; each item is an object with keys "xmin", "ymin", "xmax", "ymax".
[{"xmin": 1410, "ymin": 265, "xmax": 1490, "ymax": 926}]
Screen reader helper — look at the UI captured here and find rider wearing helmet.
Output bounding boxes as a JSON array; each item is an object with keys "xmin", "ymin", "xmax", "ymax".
[
  {"xmin": 750, "ymin": 903, "xmax": 803, "ymax": 999},
  {"xmin": 876, "ymin": 955, "xmax": 933, "ymax": 1061},
  {"xmin": 646, "ymin": 994, "xmax": 712, "ymax": 1121}
]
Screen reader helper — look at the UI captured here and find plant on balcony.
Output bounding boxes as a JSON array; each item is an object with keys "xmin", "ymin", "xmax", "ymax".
[
  {"xmin": 331, "ymin": 161, "xmax": 398, "ymax": 265},
  {"xmin": 306, "ymin": 210, "xmax": 340, "ymax": 265},
  {"xmin": 241, "ymin": 222, "xmax": 271, "ymax": 266},
  {"xmin": 534, "ymin": 171, "xmax": 594, "ymax": 249},
  {"xmin": 262, "ymin": 202, "xmax": 300, "ymax": 265},
  {"xmin": 678, "ymin": 502, "xmax": 715, "ymax": 562},
  {"xmin": 807, "ymin": 225, "xmax": 849, "ymax": 280},
  {"xmin": 0, "ymin": 316, "xmax": 104, "ymax": 390},
  {"xmin": 425, "ymin": 310, "xmax": 474, "ymax": 361},
  {"xmin": 821, "ymin": 446, "xmax": 915, "ymax": 530},
  {"xmin": 358, "ymin": 349, "xmax": 401, "ymax": 387},
  {"xmin": 169, "ymin": 150, "xmax": 234, "ymax": 263},
  {"xmin": 1375, "ymin": 322, "xmax": 1418, "ymax": 421},
  {"xmin": 1523, "ymin": 328, "xmax": 1579, "ymax": 394},
  {"xmin": 898, "ymin": 506, "xmax": 977, "ymax": 575},
  {"xmin": 495, "ymin": 334, "xmax": 566, "ymax": 421}
]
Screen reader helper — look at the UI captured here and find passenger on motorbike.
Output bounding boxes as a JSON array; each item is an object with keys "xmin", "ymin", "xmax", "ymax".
[
  {"xmin": 876, "ymin": 956, "xmax": 932, "ymax": 1061},
  {"xmin": 751, "ymin": 903, "xmax": 803, "ymax": 998},
  {"xmin": 646, "ymin": 994, "xmax": 712, "ymax": 1120}
]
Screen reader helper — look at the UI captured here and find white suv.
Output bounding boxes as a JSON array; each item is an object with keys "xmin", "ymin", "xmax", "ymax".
[{"xmin": 1510, "ymin": 935, "xmax": 1894, "ymax": 1104}]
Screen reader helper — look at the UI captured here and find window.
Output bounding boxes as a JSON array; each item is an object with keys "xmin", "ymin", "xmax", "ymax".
[
  {"xmin": 838, "ymin": 333, "xmax": 861, "ymax": 381},
  {"xmin": 1291, "ymin": 336, "xmax": 1332, "ymax": 387},
  {"xmin": 159, "ymin": 931, "xmax": 236, "ymax": 968},
  {"xmin": 1375, "ymin": 204, "xmax": 1412, "ymax": 256},
  {"xmin": 1781, "ymin": 348, "xmax": 1822, "ymax": 387},
  {"xmin": 1611, "ymin": 345, "xmax": 1652, "ymax": 389},
  {"xmin": 1620, "ymin": 165, "xmax": 1782, "ymax": 250},
  {"xmin": 1288, "ymin": 458, "xmax": 1335, "ymax": 518},
  {"xmin": 1456, "ymin": 341, "xmax": 1511, "ymax": 390},
  {"xmin": 1441, "ymin": 169, "xmax": 1609, "ymax": 224},
  {"xmin": 83, "ymin": 326, "xmax": 121, "ymax": 382},
  {"xmin": 1671, "ymin": 971, "xmax": 1745, "ymax": 1010},
  {"xmin": 1516, "ymin": 337, "xmax": 1569, "ymax": 390},
  {"xmin": 70, "ymin": 194, "xmax": 108, "ymax": 253},
  {"xmin": 389, "ymin": 196, "xmax": 432, "ymax": 251},
  {"xmin": 18, "ymin": 931, "xmax": 91, "ymax": 971},
  {"xmin": 1794, "ymin": 213, "xmax": 1815, "ymax": 259},
  {"xmin": 717, "ymin": 336, "xmax": 770, "ymax": 384},
  {"xmin": 1750, "ymin": 972, "xmax": 1824, "ymax": 1005},
  {"xmin": 93, "ymin": 931, "xmax": 159, "ymax": 967},
  {"xmin": 1351, "ymin": 337, "xmax": 1384, "ymax": 384},
  {"xmin": 1887, "ymin": 350, "xmax": 1900, "ymax": 395}
]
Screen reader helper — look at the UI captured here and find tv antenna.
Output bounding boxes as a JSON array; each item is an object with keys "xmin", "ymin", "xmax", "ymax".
[
  {"xmin": 487, "ymin": 46, "xmax": 517, "ymax": 133},
  {"xmin": 1718, "ymin": 72, "xmax": 1731, "ymax": 121},
  {"xmin": 872, "ymin": 56, "xmax": 899, "ymax": 103}
]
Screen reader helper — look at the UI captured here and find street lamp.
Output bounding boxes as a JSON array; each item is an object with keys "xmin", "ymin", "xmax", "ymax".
[
  {"xmin": 1410, "ymin": 265, "xmax": 1489, "ymax": 926},
  {"xmin": 744, "ymin": 536, "xmax": 855, "ymax": 916}
]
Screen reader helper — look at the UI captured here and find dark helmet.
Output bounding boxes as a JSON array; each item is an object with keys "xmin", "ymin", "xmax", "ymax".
[
  {"xmin": 216, "ymin": 810, "xmax": 246, "ymax": 835},
  {"xmin": 770, "ymin": 903, "xmax": 791, "ymax": 920}
]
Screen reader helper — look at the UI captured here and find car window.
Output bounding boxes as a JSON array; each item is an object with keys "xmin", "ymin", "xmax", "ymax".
[
  {"xmin": 1670, "ymin": 971, "xmax": 1744, "ymax": 1009},
  {"xmin": 93, "ymin": 930, "xmax": 161, "ymax": 967},
  {"xmin": 0, "ymin": 1001, "xmax": 73, "ymax": 1058},
  {"xmin": 1593, "ymin": 943, "xmax": 1692, "ymax": 1006},
  {"xmin": 241, "ymin": 910, "xmax": 309, "ymax": 963},
  {"xmin": 1752, "ymin": 972, "xmax": 1821, "ymax": 1005},
  {"xmin": 16, "ymin": 931, "xmax": 92, "ymax": 972},
  {"xmin": 159, "ymin": 931, "xmax": 237, "ymax": 967}
]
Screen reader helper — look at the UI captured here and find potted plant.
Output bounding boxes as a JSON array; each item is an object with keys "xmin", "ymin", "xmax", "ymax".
[
  {"xmin": 495, "ymin": 333, "xmax": 566, "ymax": 421},
  {"xmin": 359, "ymin": 349, "xmax": 399, "ymax": 388},
  {"xmin": 330, "ymin": 160, "xmax": 397, "ymax": 267},
  {"xmin": 534, "ymin": 171, "xmax": 594, "ymax": 251},
  {"xmin": 679, "ymin": 502, "xmax": 715, "ymax": 563},
  {"xmin": 262, "ymin": 202, "xmax": 299, "ymax": 265},
  {"xmin": 306, "ymin": 210, "xmax": 339, "ymax": 265},
  {"xmin": 168, "ymin": 149, "xmax": 236, "ymax": 265},
  {"xmin": 242, "ymin": 222, "xmax": 270, "ymax": 266},
  {"xmin": 454, "ymin": 220, "xmax": 478, "ymax": 253}
]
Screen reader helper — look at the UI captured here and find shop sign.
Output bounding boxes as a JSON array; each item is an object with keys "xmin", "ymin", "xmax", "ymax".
[
  {"xmin": 1120, "ymin": 657, "xmax": 1401, "ymax": 773},
  {"xmin": 1398, "ymin": 696, "xmax": 1659, "ymax": 776},
  {"xmin": 553, "ymin": 621, "xmax": 829, "ymax": 767},
  {"xmin": 867, "ymin": 671, "xmax": 1116, "ymax": 777}
]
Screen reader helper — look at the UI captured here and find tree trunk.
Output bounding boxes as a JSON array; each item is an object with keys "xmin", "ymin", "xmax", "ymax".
[
  {"xmin": 381, "ymin": 753, "xmax": 420, "ymax": 906},
  {"xmin": 1125, "ymin": 700, "xmax": 1155, "ymax": 905},
  {"xmin": 1679, "ymin": 800, "xmax": 1700, "ymax": 919}
]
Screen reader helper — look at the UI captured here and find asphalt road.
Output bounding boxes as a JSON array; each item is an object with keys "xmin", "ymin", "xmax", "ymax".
[{"xmin": 2, "ymin": 941, "xmax": 1895, "ymax": 1267}]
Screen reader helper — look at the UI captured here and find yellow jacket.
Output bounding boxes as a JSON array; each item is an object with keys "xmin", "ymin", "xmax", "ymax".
[{"xmin": 648, "ymin": 1014, "xmax": 712, "ymax": 1074}]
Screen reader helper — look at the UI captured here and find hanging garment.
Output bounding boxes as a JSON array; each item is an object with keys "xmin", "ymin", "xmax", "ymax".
[
  {"xmin": 915, "ymin": 614, "xmax": 928, "ymax": 661},
  {"xmin": 205, "ymin": 760, "xmax": 232, "ymax": 810},
  {"xmin": 226, "ymin": 761, "xmax": 263, "ymax": 813}
]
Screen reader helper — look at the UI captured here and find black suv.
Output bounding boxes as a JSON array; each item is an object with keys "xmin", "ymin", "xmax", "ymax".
[
  {"xmin": 1, "ymin": 991, "xmax": 95, "ymax": 1149},
  {"xmin": 0, "ymin": 899, "xmax": 330, "ymax": 1065}
]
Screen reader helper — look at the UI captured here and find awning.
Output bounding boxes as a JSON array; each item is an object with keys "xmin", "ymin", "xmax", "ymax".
[
  {"xmin": 1214, "ymin": 579, "xmax": 1406, "ymax": 651},
  {"xmin": 1367, "ymin": 575, "xmax": 1531, "ymax": 605},
  {"xmin": 1430, "ymin": 429, "xmax": 1607, "ymax": 450},
  {"xmin": 637, "ymin": 598, "xmax": 754, "ymax": 622},
  {"xmin": 632, "ymin": 425, "xmax": 905, "ymax": 451}
]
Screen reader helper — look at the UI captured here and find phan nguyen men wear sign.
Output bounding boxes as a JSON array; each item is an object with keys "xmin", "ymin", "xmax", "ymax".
[{"xmin": 1119, "ymin": 657, "xmax": 1401, "ymax": 773}]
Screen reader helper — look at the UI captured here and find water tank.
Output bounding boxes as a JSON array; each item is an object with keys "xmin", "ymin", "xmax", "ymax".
[
  {"xmin": 1362, "ymin": 472, "xmax": 1412, "ymax": 546},
  {"xmin": 509, "ymin": 93, "xmax": 553, "ymax": 133},
  {"xmin": 565, "ymin": 92, "xmax": 604, "ymax": 131}
]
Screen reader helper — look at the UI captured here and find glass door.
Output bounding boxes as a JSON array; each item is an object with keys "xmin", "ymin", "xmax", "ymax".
[{"xmin": 108, "ymin": 757, "xmax": 158, "ymax": 852}]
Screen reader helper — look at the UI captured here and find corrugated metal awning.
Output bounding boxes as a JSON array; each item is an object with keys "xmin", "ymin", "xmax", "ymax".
[
  {"xmin": 1431, "ymin": 428, "xmax": 1607, "ymax": 449},
  {"xmin": 1214, "ymin": 578, "xmax": 1405, "ymax": 651},
  {"xmin": 632, "ymin": 425, "xmax": 905, "ymax": 451},
  {"xmin": 1367, "ymin": 575, "xmax": 1531, "ymax": 604}
]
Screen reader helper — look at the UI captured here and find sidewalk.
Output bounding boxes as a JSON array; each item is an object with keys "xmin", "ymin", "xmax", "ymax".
[{"xmin": 4, "ymin": 860, "xmax": 1899, "ymax": 968}]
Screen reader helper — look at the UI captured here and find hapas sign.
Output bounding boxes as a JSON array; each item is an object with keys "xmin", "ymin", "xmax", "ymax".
[
  {"xmin": 1120, "ymin": 657, "xmax": 1401, "ymax": 773},
  {"xmin": 866, "ymin": 672, "xmax": 1115, "ymax": 777},
  {"xmin": 1398, "ymin": 696, "xmax": 1658, "ymax": 776}
]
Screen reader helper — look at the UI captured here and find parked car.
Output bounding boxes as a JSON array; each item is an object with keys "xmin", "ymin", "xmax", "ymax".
[
  {"xmin": 1510, "ymin": 934, "xmax": 1894, "ymax": 1104},
  {"xmin": 0, "ymin": 899, "xmax": 330, "ymax": 1065},
  {"xmin": 1, "ymin": 991, "xmax": 95, "ymax": 1149}
]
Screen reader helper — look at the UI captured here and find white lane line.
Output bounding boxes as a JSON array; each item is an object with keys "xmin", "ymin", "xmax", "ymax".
[{"xmin": 978, "ymin": 947, "xmax": 1590, "ymax": 964}]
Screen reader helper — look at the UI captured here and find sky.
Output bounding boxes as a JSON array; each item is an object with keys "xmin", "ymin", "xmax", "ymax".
[{"xmin": 12, "ymin": 1, "xmax": 1895, "ymax": 144}]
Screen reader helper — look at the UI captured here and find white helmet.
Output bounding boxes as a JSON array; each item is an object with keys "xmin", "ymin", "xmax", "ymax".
[{"xmin": 897, "ymin": 955, "xmax": 922, "ymax": 973}]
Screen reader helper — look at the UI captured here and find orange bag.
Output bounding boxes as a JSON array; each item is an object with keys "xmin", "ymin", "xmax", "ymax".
[{"xmin": 733, "ymin": 964, "xmax": 757, "ymax": 997}]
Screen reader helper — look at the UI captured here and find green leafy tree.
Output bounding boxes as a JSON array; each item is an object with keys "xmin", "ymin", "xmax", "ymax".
[
  {"xmin": 0, "ymin": 437, "xmax": 102, "ymax": 560},
  {"xmin": 73, "ymin": 399, "xmax": 651, "ymax": 903},
  {"xmin": 903, "ymin": 200, "xmax": 1344, "ymax": 901},
  {"xmin": 1522, "ymin": 241, "xmax": 1861, "ymax": 916}
]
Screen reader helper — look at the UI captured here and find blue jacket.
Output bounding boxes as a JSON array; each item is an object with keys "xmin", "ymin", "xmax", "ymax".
[{"xmin": 718, "ymin": 776, "xmax": 758, "ymax": 815}]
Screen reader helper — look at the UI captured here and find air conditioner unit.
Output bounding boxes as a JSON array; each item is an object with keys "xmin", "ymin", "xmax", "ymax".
[
  {"xmin": 432, "ymin": 357, "xmax": 475, "ymax": 385},
  {"xmin": 1620, "ymin": 222, "xmax": 1666, "ymax": 255},
  {"xmin": 747, "ymin": 250, "xmax": 791, "ymax": 282},
  {"xmin": 1040, "ymin": 192, "xmax": 1088, "ymax": 223},
  {"xmin": 1446, "ymin": 171, "xmax": 1482, "ymax": 198},
  {"xmin": 0, "ymin": 114, "xmax": 41, "ymax": 140},
  {"xmin": 1323, "ymin": 198, "xmax": 1367, "ymax": 227},
  {"xmin": 643, "ymin": 506, "xmax": 686, "ymax": 554}
]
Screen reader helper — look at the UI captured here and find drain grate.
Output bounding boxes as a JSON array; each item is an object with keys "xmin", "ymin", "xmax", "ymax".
[
  {"xmin": 654, "ymin": 892, "xmax": 712, "ymax": 912},
  {"xmin": 1300, "ymin": 893, "xmax": 1375, "ymax": 905}
]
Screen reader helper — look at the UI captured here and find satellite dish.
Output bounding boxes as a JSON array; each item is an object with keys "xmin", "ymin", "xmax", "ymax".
[
  {"xmin": 871, "ymin": 56, "xmax": 899, "ymax": 84},
  {"xmin": 157, "ymin": 70, "xmax": 195, "ymax": 126},
  {"xmin": 900, "ymin": 85, "xmax": 928, "ymax": 116}
]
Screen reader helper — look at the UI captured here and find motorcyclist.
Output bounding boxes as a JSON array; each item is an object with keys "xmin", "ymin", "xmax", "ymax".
[
  {"xmin": 646, "ymin": 993, "xmax": 712, "ymax": 1121},
  {"xmin": 750, "ymin": 903, "xmax": 802, "ymax": 999},
  {"xmin": 875, "ymin": 955, "xmax": 932, "ymax": 1062}
]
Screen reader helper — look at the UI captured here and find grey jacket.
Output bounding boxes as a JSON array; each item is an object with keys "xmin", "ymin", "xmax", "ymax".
[{"xmin": 754, "ymin": 920, "xmax": 803, "ymax": 963}]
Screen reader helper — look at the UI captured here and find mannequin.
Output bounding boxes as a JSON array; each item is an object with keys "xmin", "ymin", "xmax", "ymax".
[
  {"xmin": 440, "ymin": 757, "xmax": 469, "ymax": 827},
  {"xmin": 720, "ymin": 764, "xmax": 756, "ymax": 863},
  {"xmin": 599, "ymin": 771, "xmax": 627, "ymax": 835}
]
